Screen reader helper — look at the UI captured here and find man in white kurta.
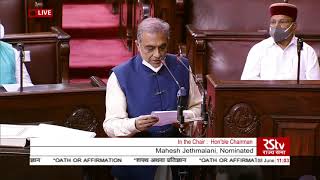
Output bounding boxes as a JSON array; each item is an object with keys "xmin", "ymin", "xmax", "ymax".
[
  {"xmin": 241, "ymin": 36, "xmax": 320, "ymax": 80},
  {"xmin": 103, "ymin": 17, "xmax": 202, "ymax": 180},
  {"xmin": 241, "ymin": 2, "xmax": 320, "ymax": 80},
  {"xmin": 104, "ymin": 61, "xmax": 201, "ymax": 137}
]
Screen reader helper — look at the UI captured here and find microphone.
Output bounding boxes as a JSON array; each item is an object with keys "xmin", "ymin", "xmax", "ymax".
[
  {"xmin": 161, "ymin": 57, "xmax": 187, "ymax": 134},
  {"xmin": 176, "ymin": 52, "xmax": 205, "ymax": 92},
  {"xmin": 17, "ymin": 42, "xmax": 25, "ymax": 92},
  {"xmin": 297, "ymin": 38, "xmax": 304, "ymax": 84},
  {"xmin": 161, "ymin": 57, "xmax": 181, "ymax": 89},
  {"xmin": 176, "ymin": 53, "xmax": 208, "ymax": 135}
]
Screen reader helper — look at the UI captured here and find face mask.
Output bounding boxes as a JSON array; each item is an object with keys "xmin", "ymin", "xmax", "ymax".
[
  {"xmin": 269, "ymin": 23, "xmax": 294, "ymax": 43},
  {"xmin": 0, "ymin": 24, "xmax": 4, "ymax": 39}
]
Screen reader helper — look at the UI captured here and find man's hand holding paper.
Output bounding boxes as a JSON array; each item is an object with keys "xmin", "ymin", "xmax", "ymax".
[
  {"xmin": 151, "ymin": 110, "xmax": 198, "ymax": 126},
  {"xmin": 135, "ymin": 115, "xmax": 159, "ymax": 131}
]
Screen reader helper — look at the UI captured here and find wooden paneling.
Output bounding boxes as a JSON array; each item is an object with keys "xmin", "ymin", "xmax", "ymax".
[
  {"xmin": 188, "ymin": 0, "xmax": 320, "ymax": 33},
  {"xmin": 260, "ymin": 116, "xmax": 320, "ymax": 156},
  {"xmin": 206, "ymin": 77, "xmax": 320, "ymax": 179},
  {"xmin": 119, "ymin": 0, "xmax": 134, "ymax": 51},
  {"xmin": 0, "ymin": 0, "xmax": 26, "ymax": 33},
  {"xmin": 119, "ymin": 0, "xmax": 186, "ymax": 55}
]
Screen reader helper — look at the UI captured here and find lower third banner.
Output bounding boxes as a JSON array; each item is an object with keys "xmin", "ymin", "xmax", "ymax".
[{"xmin": 29, "ymin": 137, "xmax": 290, "ymax": 166}]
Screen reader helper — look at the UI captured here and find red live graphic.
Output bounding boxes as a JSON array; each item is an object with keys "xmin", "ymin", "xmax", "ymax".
[
  {"xmin": 28, "ymin": 9, "xmax": 53, "ymax": 18},
  {"xmin": 257, "ymin": 137, "xmax": 290, "ymax": 156}
]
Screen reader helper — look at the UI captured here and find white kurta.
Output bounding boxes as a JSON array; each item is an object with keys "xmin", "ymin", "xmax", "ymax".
[
  {"xmin": 241, "ymin": 36, "xmax": 320, "ymax": 80},
  {"xmin": 103, "ymin": 60, "xmax": 202, "ymax": 137}
]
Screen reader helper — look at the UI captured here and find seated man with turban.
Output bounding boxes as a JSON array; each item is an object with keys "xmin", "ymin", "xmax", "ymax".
[
  {"xmin": 0, "ymin": 23, "xmax": 32, "ymax": 84},
  {"xmin": 241, "ymin": 2, "xmax": 320, "ymax": 80}
]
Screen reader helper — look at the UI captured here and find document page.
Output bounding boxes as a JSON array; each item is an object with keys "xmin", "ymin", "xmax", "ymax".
[
  {"xmin": 151, "ymin": 111, "xmax": 178, "ymax": 126},
  {"xmin": 0, "ymin": 124, "xmax": 37, "ymax": 137},
  {"xmin": 0, "ymin": 124, "xmax": 37, "ymax": 147},
  {"xmin": 23, "ymin": 124, "xmax": 96, "ymax": 138}
]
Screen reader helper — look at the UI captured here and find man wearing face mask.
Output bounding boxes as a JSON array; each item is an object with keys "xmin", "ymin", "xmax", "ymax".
[
  {"xmin": 104, "ymin": 17, "xmax": 201, "ymax": 180},
  {"xmin": 0, "ymin": 23, "xmax": 32, "ymax": 84},
  {"xmin": 241, "ymin": 2, "xmax": 320, "ymax": 80}
]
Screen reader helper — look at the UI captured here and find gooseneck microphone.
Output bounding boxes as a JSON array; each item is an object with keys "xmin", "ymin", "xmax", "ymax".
[
  {"xmin": 297, "ymin": 38, "xmax": 303, "ymax": 84},
  {"xmin": 161, "ymin": 57, "xmax": 181, "ymax": 89},
  {"xmin": 17, "ymin": 43, "xmax": 25, "ymax": 92},
  {"xmin": 176, "ymin": 53, "xmax": 208, "ymax": 136},
  {"xmin": 161, "ymin": 57, "xmax": 187, "ymax": 134},
  {"xmin": 162, "ymin": 55, "xmax": 191, "ymax": 179}
]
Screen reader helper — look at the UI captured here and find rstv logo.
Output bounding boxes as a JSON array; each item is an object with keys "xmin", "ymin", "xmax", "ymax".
[{"xmin": 257, "ymin": 137, "xmax": 290, "ymax": 156}]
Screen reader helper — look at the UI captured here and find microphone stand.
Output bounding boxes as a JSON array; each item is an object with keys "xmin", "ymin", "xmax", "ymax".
[
  {"xmin": 17, "ymin": 43, "xmax": 25, "ymax": 93},
  {"xmin": 161, "ymin": 57, "xmax": 189, "ymax": 180},
  {"xmin": 201, "ymin": 89, "xmax": 209, "ymax": 129},
  {"xmin": 297, "ymin": 38, "xmax": 303, "ymax": 84},
  {"xmin": 177, "ymin": 87, "xmax": 187, "ymax": 134},
  {"xmin": 176, "ymin": 54, "xmax": 208, "ymax": 137},
  {"xmin": 177, "ymin": 53, "xmax": 211, "ymax": 180},
  {"xmin": 161, "ymin": 59, "xmax": 187, "ymax": 134}
]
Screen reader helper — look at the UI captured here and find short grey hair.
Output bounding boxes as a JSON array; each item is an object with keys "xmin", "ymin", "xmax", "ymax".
[{"xmin": 137, "ymin": 17, "xmax": 170, "ymax": 43}]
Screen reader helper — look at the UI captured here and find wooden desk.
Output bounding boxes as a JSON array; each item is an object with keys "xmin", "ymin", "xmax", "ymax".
[
  {"xmin": 0, "ymin": 83, "xmax": 113, "ymax": 180},
  {"xmin": 0, "ymin": 83, "xmax": 106, "ymax": 137},
  {"xmin": 206, "ymin": 76, "xmax": 320, "ymax": 179}
]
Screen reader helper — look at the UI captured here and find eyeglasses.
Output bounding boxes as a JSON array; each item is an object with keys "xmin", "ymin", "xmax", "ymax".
[{"xmin": 270, "ymin": 19, "xmax": 293, "ymax": 27}]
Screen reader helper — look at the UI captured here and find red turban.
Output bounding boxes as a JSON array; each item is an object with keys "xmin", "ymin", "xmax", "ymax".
[{"xmin": 269, "ymin": 3, "xmax": 298, "ymax": 21}]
